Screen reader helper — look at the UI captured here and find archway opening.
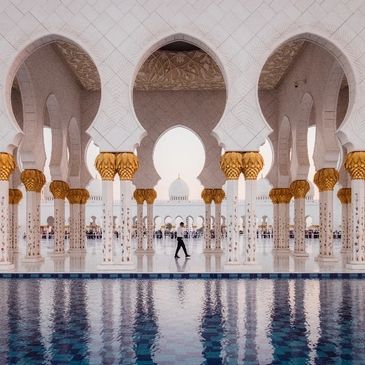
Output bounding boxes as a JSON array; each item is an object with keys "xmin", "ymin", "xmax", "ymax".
[{"xmin": 153, "ymin": 127, "xmax": 205, "ymax": 200}]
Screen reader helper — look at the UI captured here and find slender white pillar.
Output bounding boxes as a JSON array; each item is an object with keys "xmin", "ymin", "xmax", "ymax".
[
  {"xmin": 145, "ymin": 189, "xmax": 157, "ymax": 254},
  {"xmin": 50, "ymin": 181, "xmax": 69, "ymax": 256},
  {"xmin": 220, "ymin": 152, "xmax": 242, "ymax": 268},
  {"xmin": 290, "ymin": 180, "xmax": 310, "ymax": 257},
  {"xmin": 95, "ymin": 152, "xmax": 117, "ymax": 268},
  {"xmin": 201, "ymin": 188, "xmax": 213, "ymax": 252},
  {"xmin": 116, "ymin": 152, "xmax": 139, "ymax": 269},
  {"xmin": 337, "ymin": 188, "xmax": 351, "ymax": 253},
  {"xmin": 79, "ymin": 198, "xmax": 87, "ymax": 251},
  {"xmin": 213, "ymin": 189, "xmax": 225, "ymax": 252},
  {"xmin": 273, "ymin": 204, "xmax": 279, "ymax": 249},
  {"xmin": 21, "ymin": 169, "xmax": 46, "ymax": 263},
  {"xmin": 241, "ymin": 152, "xmax": 264, "ymax": 267},
  {"xmin": 314, "ymin": 168, "xmax": 339, "ymax": 262},
  {"xmin": 134, "ymin": 189, "xmax": 145, "ymax": 253},
  {"xmin": 68, "ymin": 201, "xmax": 80, "ymax": 251},
  {"xmin": 8, "ymin": 189, "xmax": 22, "ymax": 253}
]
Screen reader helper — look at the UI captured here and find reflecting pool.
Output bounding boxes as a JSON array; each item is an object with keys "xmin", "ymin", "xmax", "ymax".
[{"xmin": 0, "ymin": 279, "xmax": 364, "ymax": 364}]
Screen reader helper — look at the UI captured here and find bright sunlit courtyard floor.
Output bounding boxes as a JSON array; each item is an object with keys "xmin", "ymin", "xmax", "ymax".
[{"xmin": 6, "ymin": 237, "xmax": 360, "ymax": 273}]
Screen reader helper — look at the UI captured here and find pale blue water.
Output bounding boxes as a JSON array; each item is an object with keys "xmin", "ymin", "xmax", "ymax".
[{"xmin": 0, "ymin": 279, "xmax": 364, "ymax": 364}]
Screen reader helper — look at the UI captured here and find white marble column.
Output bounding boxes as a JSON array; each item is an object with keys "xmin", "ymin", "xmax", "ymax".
[
  {"xmin": 220, "ymin": 152, "xmax": 242, "ymax": 268},
  {"xmin": 337, "ymin": 188, "xmax": 351, "ymax": 253},
  {"xmin": 134, "ymin": 189, "xmax": 145, "ymax": 253},
  {"xmin": 241, "ymin": 152, "xmax": 264, "ymax": 267},
  {"xmin": 95, "ymin": 152, "xmax": 117, "ymax": 268},
  {"xmin": 116, "ymin": 152, "xmax": 139, "ymax": 269},
  {"xmin": 314, "ymin": 168, "xmax": 339, "ymax": 262},
  {"xmin": 269, "ymin": 188, "xmax": 279, "ymax": 249},
  {"xmin": 201, "ymin": 188, "xmax": 213, "ymax": 252},
  {"xmin": 0, "ymin": 166, "xmax": 15, "ymax": 269},
  {"xmin": 213, "ymin": 188, "xmax": 225, "ymax": 252},
  {"xmin": 145, "ymin": 189, "xmax": 157, "ymax": 254},
  {"xmin": 8, "ymin": 189, "xmax": 22, "ymax": 253},
  {"xmin": 79, "ymin": 197, "xmax": 88, "ymax": 251},
  {"xmin": 49, "ymin": 181, "xmax": 69, "ymax": 256},
  {"xmin": 278, "ymin": 200, "xmax": 290, "ymax": 252},
  {"xmin": 67, "ymin": 192, "xmax": 81, "ymax": 252},
  {"xmin": 290, "ymin": 180, "xmax": 310, "ymax": 257},
  {"xmin": 21, "ymin": 169, "xmax": 46, "ymax": 263}
]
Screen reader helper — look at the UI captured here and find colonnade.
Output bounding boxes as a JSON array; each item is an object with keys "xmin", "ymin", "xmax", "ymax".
[
  {"xmin": 201, "ymin": 188, "xmax": 225, "ymax": 253},
  {"xmin": 133, "ymin": 188, "xmax": 157, "ymax": 254}
]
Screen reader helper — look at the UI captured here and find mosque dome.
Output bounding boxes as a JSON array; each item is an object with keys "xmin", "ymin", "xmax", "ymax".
[
  {"xmin": 169, "ymin": 176, "xmax": 189, "ymax": 201},
  {"xmin": 256, "ymin": 178, "xmax": 272, "ymax": 200}
]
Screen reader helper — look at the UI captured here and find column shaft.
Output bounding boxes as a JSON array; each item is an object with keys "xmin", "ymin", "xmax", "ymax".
[
  {"xmin": 53, "ymin": 199, "xmax": 65, "ymax": 255},
  {"xmin": 225, "ymin": 180, "xmax": 239, "ymax": 264},
  {"xmin": 318, "ymin": 191, "xmax": 335, "ymax": 258},
  {"xmin": 293, "ymin": 198, "xmax": 307, "ymax": 256},
  {"xmin": 278, "ymin": 203, "xmax": 290, "ymax": 251},
  {"xmin": 146, "ymin": 203, "xmax": 154, "ymax": 252},
  {"xmin": 340, "ymin": 202, "xmax": 351, "ymax": 252},
  {"xmin": 9, "ymin": 203, "xmax": 18, "ymax": 252},
  {"xmin": 136, "ymin": 203, "xmax": 144, "ymax": 251},
  {"xmin": 215, "ymin": 203, "xmax": 222, "ymax": 251},
  {"xmin": 204, "ymin": 203, "xmax": 212, "ymax": 251},
  {"xmin": 0, "ymin": 181, "xmax": 12, "ymax": 265},
  {"xmin": 79, "ymin": 203, "xmax": 86, "ymax": 251},
  {"xmin": 69, "ymin": 203, "xmax": 81, "ymax": 252},
  {"xmin": 272, "ymin": 204, "xmax": 279, "ymax": 249},
  {"xmin": 244, "ymin": 180, "xmax": 258, "ymax": 263},
  {"xmin": 101, "ymin": 180, "xmax": 114, "ymax": 263},
  {"xmin": 25, "ymin": 191, "xmax": 42, "ymax": 260},
  {"xmin": 120, "ymin": 180, "xmax": 133, "ymax": 264}
]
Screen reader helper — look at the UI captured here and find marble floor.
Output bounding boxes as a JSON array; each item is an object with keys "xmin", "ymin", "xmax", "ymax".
[{"xmin": 4, "ymin": 237, "xmax": 360, "ymax": 273}]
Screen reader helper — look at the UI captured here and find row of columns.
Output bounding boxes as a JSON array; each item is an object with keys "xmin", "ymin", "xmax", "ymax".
[
  {"xmin": 133, "ymin": 188, "xmax": 157, "ymax": 254},
  {"xmin": 95, "ymin": 152, "xmax": 139, "ymax": 269},
  {"xmin": 220, "ymin": 151, "xmax": 263, "ymax": 268},
  {"xmin": 201, "ymin": 188, "xmax": 225, "ymax": 253}
]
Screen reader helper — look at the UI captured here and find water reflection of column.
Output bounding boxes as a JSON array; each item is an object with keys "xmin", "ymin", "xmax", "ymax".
[
  {"xmin": 242, "ymin": 280, "xmax": 258, "ymax": 363},
  {"xmin": 68, "ymin": 280, "xmax": 89, "ymax": 361},
  {"xmin": 0, "ymin": 280, "xmax": 10, "ymax": 361},
  {"xmin": 224, "ymin": 280, "xmax": 239, "ymax": 363},
  {"xmin": 270, "ymin": 280, "xmax": 291, "ymax": 363},
  {"xmin": 338, "ymin": 280, "xmax": 352, "ymax": 360},
  {"xmin": 50, "ymin": 280, "xmax": 67, "ymax": 362},
  {"xmin": 119, "ymin": 280, "xmax": 135, "ymax": 361},
  {"xmin": 101, "ymin": 280, "xmax": 114, "ymax": 363},
  {"xmin": 5, "ymin": 280, "xmax": 19, "ymax": 361},
  {"xmin": 200, "ymin": 280, "xmax": 224, "ymax": 364},
  {"xmin": 133, "ymin": 281, "xmax": 158, "ymax": 364}
]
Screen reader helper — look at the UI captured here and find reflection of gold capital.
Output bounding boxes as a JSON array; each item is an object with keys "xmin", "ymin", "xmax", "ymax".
[
  {"xmin": 213, "ymin": 188, "xmax": 225, "ymax": 204},
  {"xmin": 313, "ymin": 168, "xmax": 339, "ymax": 192},
  {"xmin": 337, "ymin": 187, "xmax": 351, "ymax": 204},
  {"xmin": 116, "ymin": 152, "xmax": 139, "ymax": 180},
  {"xmin": 290, "ymin": 180, "xmax": 310, "ymax": 199},
  {"xmin": 21, "ymin": 169, "xmax": 46, "ymax": 192},
  {"xmin": 95, "ymin": 152, "xmax": 116, "ymax": 181},
  {"xmin": 133, "ymin": 188, "xmax": 145, "ymax": 204},
  {"xmin": 9, "ymin": 189, "xmax": 22, "ymax": 204},
  {"xmin": 67, "ymin": 188, "xmax": 89, "ymax": 204},
  {"xmin": 201, "ymin": 188, "xmax": 214, "ymax": 204},
  {"xmin": 50, "ymin": 180, "xmax": 69, "ymax": 200},
  {"xmin": 269, "ymin": 188, "xmax": 292, "ymax": 204},
  {"xmin": 241, "ymin": 152, "xmax": 264, "ymax": 180},
  {"xmin": 0, "ymin": 153, "xmax": 16, "ymax": 181},
  {"xmin": 345, "ymin": 151, "xmax": 365, "ymax": 180},
  {"xmin": 144, "ymin": 189, "xmax": 157, "ymax": 204},
  {"xmin": 220, "ymin": 152, "xmax": 242, "ymax": 180}
]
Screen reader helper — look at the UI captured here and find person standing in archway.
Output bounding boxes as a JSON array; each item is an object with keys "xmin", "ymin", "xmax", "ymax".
[{"xmin": 175, "ymin": 222, "xmax": 191, "ymax": 259}]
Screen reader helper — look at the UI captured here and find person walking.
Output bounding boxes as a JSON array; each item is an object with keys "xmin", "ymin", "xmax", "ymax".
[{"xmin": 175, "ymin": 222, "xmax": 191, "ymax": 259}]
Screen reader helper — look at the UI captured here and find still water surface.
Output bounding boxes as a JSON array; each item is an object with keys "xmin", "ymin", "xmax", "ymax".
[{"xmin": 0, "ymin": 279, "xmax": 364, "ymax": 364}]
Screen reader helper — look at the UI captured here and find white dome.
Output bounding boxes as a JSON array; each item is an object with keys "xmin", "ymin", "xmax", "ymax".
[
  {"xmin": 256, "ymin": 178, "xmax": 272, "ymax": 199},
  {"xmin": 169, "ymin": 176, "xmax": 189, "ymax": 201}
]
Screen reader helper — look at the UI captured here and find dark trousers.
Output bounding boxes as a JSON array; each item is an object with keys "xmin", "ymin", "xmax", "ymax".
[{"xmin": 175, "ymin": 237, "xmax": 188, "ymax": 257}]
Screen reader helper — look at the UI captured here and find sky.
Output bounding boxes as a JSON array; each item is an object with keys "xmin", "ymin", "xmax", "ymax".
[{"xmin": 44, "ymin": 125, "xmax": 318, "ymax": 201}]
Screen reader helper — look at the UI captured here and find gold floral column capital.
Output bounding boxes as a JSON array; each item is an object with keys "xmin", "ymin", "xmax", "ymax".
[
  {"xmin": 220, "ymin": 152, "xmax": 242, "ymax": 180},
  {"xmin": 95, "ymin": 152, "xmax": 117, "ymax": 181},
  {"xmin": 144, "ymin": 189, "xmax": 157, "ymax": 204},
  {"xmin": 0, "ymin": 153, "xmax": 16, "ymax": 181},
  {"xmin": 345, "ymin": 151, "xmax": 365, "ymax": 180},
  {"xmin": 213, "ymin": 188, "xmax": 225, "ymax": 204},
  {"xmin": 269, "ymin": 188, "xmax": 292, "ymax": 204},
  {"xmin": 201, "ymin": 188, "xmax": 214, "ymax": 204},
  {"xmin": 116, "ymin": 152, "xmax": 139, "ymax": 180},
  {"xmin": 313, "ymin": 168, "xmax": 339, "ymax": 192},
  {"xmin": 241, "ymin": 152, "xmax": 264, "ymax": 180},
  {"xmin": 133, "ymin": 188, "xmax": 145, "ymax": 204},
  {"xmin": 290, "ymin": 180, "xmax": 310, "ymax": 199},
  {"xmin": 50, "ymin": 180, "xmax": 69, "ymax": 200},
  {"xmin": 9, "ymin": 189, "xmax": 23, "ymax": 204},
  {"xmin": 79, "ymin": 189, "xmax": 90, "ymax": 205},
  {"xmin": 20, "ymin": 169, "xmax": 46, "ymax": 192},
  {"xmin": 337, "ymin": 187, "xmax": 351, "ymax": 204},
  {"xmin": 67, "ymin": 188, "xmax": 89, "ymax": 204}
]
